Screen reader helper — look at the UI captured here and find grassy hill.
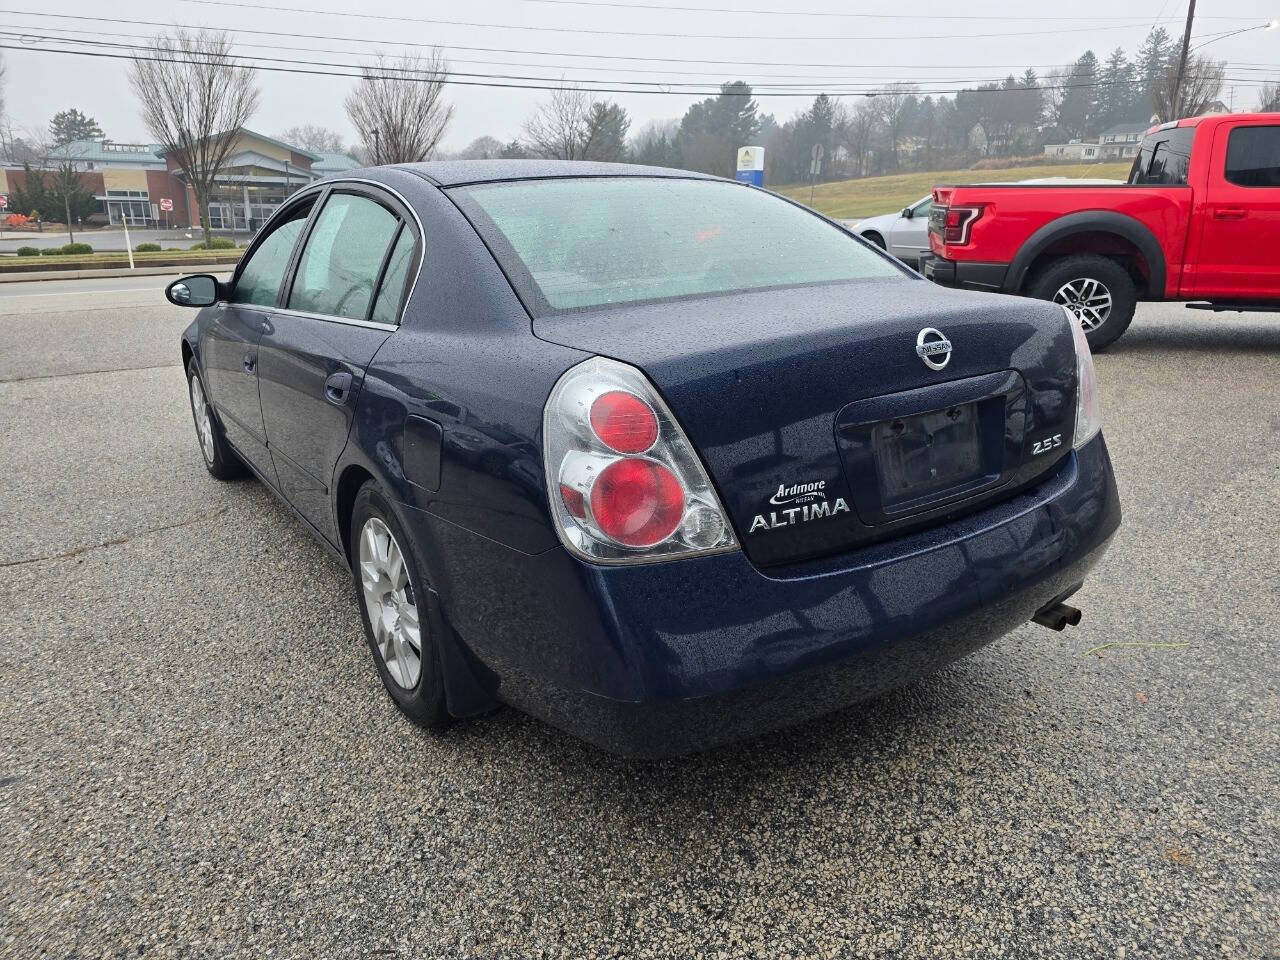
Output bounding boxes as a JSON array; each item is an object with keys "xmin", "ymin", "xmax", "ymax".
[{"xmin": 775, "ymin": 161, "xmax": 1132, "ymax": 219}]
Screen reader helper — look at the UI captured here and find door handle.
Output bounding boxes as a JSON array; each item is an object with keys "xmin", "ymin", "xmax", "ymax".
[
  {"xmin": 1213, "ymin": 207, "xmax": 1247, "ymax": 220},
  {"xmin": 243, "ymin": 353, "xmax": 256, "ymax": 374},
  {"xmin": 325, "ymin": 371, "xmax": 354, "ymax": 405}
]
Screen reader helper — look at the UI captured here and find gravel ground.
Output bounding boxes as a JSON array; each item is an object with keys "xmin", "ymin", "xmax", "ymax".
[{"xmin": 1, "ymin": 280, "xmax": 1277, "ymax": 958}]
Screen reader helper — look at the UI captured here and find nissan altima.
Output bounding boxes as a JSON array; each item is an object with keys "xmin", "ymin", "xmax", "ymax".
[{"xmin": 170, "ymin": 161, "xmax": 1120, "ymax": 756}]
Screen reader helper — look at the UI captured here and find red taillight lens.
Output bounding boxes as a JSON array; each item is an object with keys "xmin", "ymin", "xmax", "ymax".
[
  {"xmin": 589, "ymin": 390, "xmax": 659, "ymax": 453},
  {"xmin": 559, "ymin": 482, "xmax": 586, "ymax": 519},
  {"xmin": 942, "ymin": 205, "xmax": 982, "ymax": 245},
  {"xmin": 589, "ymin": 458, "xmax": 684, "ymax": 548}
]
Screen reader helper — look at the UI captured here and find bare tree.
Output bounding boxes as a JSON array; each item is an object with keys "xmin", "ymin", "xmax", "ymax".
[
  {"xmin": 1151, "ymin": 55, "xmax": 1226, "ymax": 121},
  {"xmin": 129, "ymin": 30, "xmax": 260, "ymax": 245},
  {"xmin": 870, "ymin": 83, "xmax": 917, "ymax": 170},
  {"xmin": 1257, "ymin": 82, "xmax": 1280, "ymax": 113},
  {"xmin": 839, "ymin": 102, "xmax": 879, "ymax": 179},
  {"xmin": 523, "ymin": 86, "xmax": 591, "ymax": 160},
  {"xmin": 278, "ymin": 124, "xmax": 345, "ymax": 153},
  {"xmin": 345, "ymin": 51, "xmax": 454, "ymax": 164}
]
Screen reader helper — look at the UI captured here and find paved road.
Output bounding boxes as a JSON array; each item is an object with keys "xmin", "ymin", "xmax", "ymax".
[{"xmin": 1, "ymin": 278, "xmax": 1277, "ymax": 958}]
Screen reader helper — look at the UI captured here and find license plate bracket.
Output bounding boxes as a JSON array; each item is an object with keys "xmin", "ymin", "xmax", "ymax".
[{"xmin": 873, "ymin": 404, "xmax": 982, "ymax": 506}]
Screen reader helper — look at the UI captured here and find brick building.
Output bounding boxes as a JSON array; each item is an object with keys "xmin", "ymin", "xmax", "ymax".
[{"xmin": 0, "ymin": 128, "xmax": 359, "ymax": 230}]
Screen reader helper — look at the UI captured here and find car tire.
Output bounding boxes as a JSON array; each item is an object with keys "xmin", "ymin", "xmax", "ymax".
[
  {"xmin": 862, "ymin": 231, "xmax": 886, "ymax": 250},
  {"xmin": 1026, "ymin": 254, "xmax": 1136, "ymax": 352},
  {"xmin": 350, "ymin": 481, "xmax": 449, "ymax": 728},
  {"xmin": 186, "ymin": 358, "xmax": 246, "ymax": 480}
]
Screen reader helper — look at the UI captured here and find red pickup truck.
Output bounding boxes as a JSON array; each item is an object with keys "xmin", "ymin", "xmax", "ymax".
[{"xmin": 922, "ymin": 113, "xmax": 1280, "ymax": 349}]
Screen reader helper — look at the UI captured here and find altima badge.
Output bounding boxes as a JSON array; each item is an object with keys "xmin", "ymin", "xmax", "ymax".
[
  {"xmin": 916, "ymin": 327, "xmax": 952, "ymax": 371},
  {"xmin": 751, "ymin": 479, "xmax": 849, "ymax": 533}
]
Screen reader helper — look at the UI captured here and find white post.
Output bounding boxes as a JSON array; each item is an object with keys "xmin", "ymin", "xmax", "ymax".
[{"xmin": 122, "ymin": 210, "xmax": 135, "ymax": 270}]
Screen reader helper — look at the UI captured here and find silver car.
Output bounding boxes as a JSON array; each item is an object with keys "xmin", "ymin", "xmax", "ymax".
[{"xmin": 852, "ymin": 195, "xmax": 932, "ymax": 268}]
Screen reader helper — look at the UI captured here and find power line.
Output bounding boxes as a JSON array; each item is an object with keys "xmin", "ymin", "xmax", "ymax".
[
  {"xmin": 7, "ymin": 9, "xmax": 1263, "ymax": 74},
  {"xmin": 3, "ymin": 40, "xmax": 1270, "ymax": 98},
  {"xmin": 126, "ymin": 0, "xmax": 1179, "ymax": 44}
]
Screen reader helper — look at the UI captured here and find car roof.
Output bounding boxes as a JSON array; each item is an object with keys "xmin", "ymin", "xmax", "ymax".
[{"xmin": 390, "ymin": 159, "xmax": 721, "ymax": 187}]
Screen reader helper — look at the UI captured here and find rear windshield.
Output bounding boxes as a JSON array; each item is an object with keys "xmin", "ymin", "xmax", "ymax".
[
  {"xmin": 1128, "ymin": 128, "xmax": 1196, "ymax": 185},
  {"xmin": 450, "ymin": 177, "xmax": 901, "ymax": 315}
]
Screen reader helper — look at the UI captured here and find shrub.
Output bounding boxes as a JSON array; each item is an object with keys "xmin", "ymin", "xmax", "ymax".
[
  {"xmin": 207, "ymin": 236, "xmax": 236, "ymax": 250},
  {"xmin": 16, "ymin": 246, "xmax": 40, "ymax": 257},
  {"xmin": 7, "ymin": 213, "xmax": 31, "ymax": 228},
  {"xmin": 41, "ymin": 247, "xmax": 65, "ymax": 255},
  {"xmin": 135, "ymin": 242, "xmax": 161, "ymax": 252},
  {"xmin": 61, "ymin": 242, "xmax": 93, "ymax": 255}
]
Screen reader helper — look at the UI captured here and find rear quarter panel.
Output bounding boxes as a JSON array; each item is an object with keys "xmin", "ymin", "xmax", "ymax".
[{"xmin": 932, "ymin": 185, "xmax": 1193, "ymax": 296}]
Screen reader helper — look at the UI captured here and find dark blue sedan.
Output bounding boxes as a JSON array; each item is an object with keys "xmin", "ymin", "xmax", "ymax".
[{"xmin": 169, "ymin": 161, "xmax": 1120, "ymax": 756}]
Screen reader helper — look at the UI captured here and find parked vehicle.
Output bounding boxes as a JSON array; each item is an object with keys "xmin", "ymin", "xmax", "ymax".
[
  {"xmin": 169, "ymin": 161, "xmax": 1120, "ymax": 756},
  {"xmin": 853, "ymin": 194, "xmax": 932, "ymax": 268},
  {"xmin": 854, "ymin": 180, "xmax": 1123, "ymax": 271},
  {"xmin": 922, "ymin": 113, "xmax": 1280, "ymax": 349}
]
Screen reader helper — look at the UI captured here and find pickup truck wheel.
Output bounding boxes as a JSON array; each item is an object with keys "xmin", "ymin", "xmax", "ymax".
[{"xmin": 1027, "ymin": 255, "xmax": 1135, "ymax": 351}]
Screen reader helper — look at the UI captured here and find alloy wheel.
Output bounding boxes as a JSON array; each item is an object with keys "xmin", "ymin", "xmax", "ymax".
[
  {"xmin": 1052, "ymin": 277, "xmax": 1113, "ymax": 331},
  {"xmin": 358, "ymin": 517, "xmax": 423, "ymax": 689},
  {"xmin": 189, "ymin": 374, "xmax": 215, "ymax": 465}
]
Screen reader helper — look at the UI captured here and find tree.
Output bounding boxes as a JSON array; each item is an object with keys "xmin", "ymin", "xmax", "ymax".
[
  {"xmin": 1098, "ymin": 49, "xmax": 1138, "ymax": 129},
  {"xmin": 523, "ymin": 86, "xmax": 591, "ymax": 160},
  {"xmin": 1058, "ymin": 51, "xmax": 1101, "ymax": 140},
  {"xmin": 46, "ymin": 153, "xmax": 97, "ymax": 240},
  {"xmin": 839, "ymin": 102, "xmax": 880, "ymax": 178},
  {"xmin": 629, "ymin": 119, "xmax": 680, "ymax": 168},
  {"xmin": 870, "ymin": 83, "xmax": 917, "ymax": 169},
  {"xmin": 7, "ymin": 161, "xmax": 49, "ymax": 218},
  {"xmin": 676, "ymin": 81, "xmax": 760, "ymax": 176},
  {"xmin": 498, "ymin": 139, "xmax": 530, "ymax": 159},
  {"xmin": 1151, "ymin": 55, "xmax": 1225, "ymax": 121},
  {"xmin": 129, "ymin": 29, "xmax": 260, "ymax": 245},
  {"xmin": 48, "ymin": 109, "xmax": 103, "ymax": 147},
  {"xmin": 278, "ymin": 124, "xmax": 344, "ymax": 153},
  {"xmin": 1258, "ymin": 83, "xmax": 1280, "ymax": 113},
  {"xmin": 451, "ymin": 135, "xmax": 504, "ymax": 160},
  {"xmin": 345, "ymin": 51, "xmax": 454, "ymax": 164},
  {"xmin": 1137, "ymin": 28, "xmax": 1176, "ymax": 122},
  {"xmin": 580, "ymin": 101, "xmax": 630, "ymax": 162}
]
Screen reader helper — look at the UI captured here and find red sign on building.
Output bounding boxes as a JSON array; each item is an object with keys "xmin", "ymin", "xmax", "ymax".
[{"xmin": 159, "ymin": 198, "xmax": 174, "ymax": 212}]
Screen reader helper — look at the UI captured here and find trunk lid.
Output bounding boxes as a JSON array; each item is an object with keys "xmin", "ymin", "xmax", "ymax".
[{"xmin": 535, "ymin": 278, "xmax": 1077, "ymax": 567}]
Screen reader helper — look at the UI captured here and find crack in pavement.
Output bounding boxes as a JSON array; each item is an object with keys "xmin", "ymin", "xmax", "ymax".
[
  {"xmin": 1, "ymin": 507, "xmax": 228, "ymax": 568},
  {"xmin": 0, "ymin": 362, "xmax": 180, "ymax": 385}
]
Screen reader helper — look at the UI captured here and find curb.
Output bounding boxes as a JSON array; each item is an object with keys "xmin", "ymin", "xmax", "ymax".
[{"xmin": 0, "ymin": 265, "xmax": 235, "ymax": 283}]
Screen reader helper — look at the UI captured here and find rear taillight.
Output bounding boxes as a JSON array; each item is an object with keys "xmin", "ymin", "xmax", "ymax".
[
  {"xmin": 543, "ymin": 356, "xmax": 738, "ymax": 563},
  {"xmin": 942, "ymin": 204, "xmax": 983, "ymax": 245},
  {"xmin": 1065, "ymin": 305, "xmax": 1102, "ymax": 448}
]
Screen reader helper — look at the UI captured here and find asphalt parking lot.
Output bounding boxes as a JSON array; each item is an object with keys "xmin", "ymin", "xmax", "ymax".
[{"xmin": 1, "ymin": 275, "xmax": 1277, "ymax": 958}]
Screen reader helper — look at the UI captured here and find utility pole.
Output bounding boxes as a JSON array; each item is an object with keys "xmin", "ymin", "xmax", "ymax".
[{"xmin": 1171, "ymin": 0, "xmax": 1197, "ymax": 120}]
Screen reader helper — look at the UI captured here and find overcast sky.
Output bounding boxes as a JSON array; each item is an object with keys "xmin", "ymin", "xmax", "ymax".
[{"xmin": 2, "ymin": 0, "xmax": 1277, "ymax": 154}]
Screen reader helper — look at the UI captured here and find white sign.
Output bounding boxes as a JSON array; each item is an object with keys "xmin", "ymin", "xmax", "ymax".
[
  {"xmin": 159, "ymin": 197, "xmax": 174, "ymax": 212},
  {"xmin": 0, "ymin": 194, "xmax": 8, "ymax": 210}
]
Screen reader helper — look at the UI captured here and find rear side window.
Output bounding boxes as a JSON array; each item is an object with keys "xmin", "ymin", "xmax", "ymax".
[
  {"xmin": 451, "ymin": 177, "xmax": 900, "ymax": 315},
  {"xmin": 233, "ymin": 199, "xmax": 314, "ymax": 306},
  {"xmin": 289, "ymin": 193, "xmax": 401, "ymax": 320},
  {"xmin": 1128, "ymin": 128, "xmax": 1195, "ymax": 185},
  {"xmin": 370, "ymin": 226, "xmax": 417, "ymax": 326},
  {"xmin": 1224, "ymin": 126, "xmax": 1280, "ymax": 187}
]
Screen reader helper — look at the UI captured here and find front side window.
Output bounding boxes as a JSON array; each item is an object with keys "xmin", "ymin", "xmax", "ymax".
[
  {"xmin": 233, "ymin": 199, "xmax": 314, "ymax": 306},
  {"xmin": 451, "ymin": 177, "xmax": 900, "ymax": 315},
  {"xmin": 289, "ymin": 193, "xmax": 401, "ymax": 320},
  {"xmin": 1224, "ymin": 126, "xmax": 1280, "ymax": 187}
]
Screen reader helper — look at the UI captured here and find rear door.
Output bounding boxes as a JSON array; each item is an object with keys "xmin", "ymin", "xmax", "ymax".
[
  {"xmin": 256, "ymin": 184, "xmax": 420, "ymax": 544},
  {"xmin": 201, "ymin": 198, "xmax": 315, "ymax": 481},
  {"xmin": 887, "ymin": 196, "xmax": 932, "ymax": 266},
  {"xmin": 1191, "ymin": 121, "xmax": 1280, "ymax": 299}
]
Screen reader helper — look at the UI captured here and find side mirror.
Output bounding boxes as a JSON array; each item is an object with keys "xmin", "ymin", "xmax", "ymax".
[
  {"xmin": 901, "ymin": 207, "xmax": 914, "ymax": 219},
  {"xmin": 166, "ymin": 274, "xmax": 220, "ymax": 308}
]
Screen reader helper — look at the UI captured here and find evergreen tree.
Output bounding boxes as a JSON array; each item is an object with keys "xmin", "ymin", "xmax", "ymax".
[
  {"xmin": 580, "ymin": 101, "xmax": 630, "ymax": 162},
  {"xmin": 1098, "ymin": 48, "xmax": 1138, "ymax": 128},
  {"xmin": 1137, "ymin": 28, "xmax": 1176, "ymax": 123},
  {"xmin": 48, "ymin": 108, "xmax": 104, "ymax": 147},
  {"xmin": 1058, "ymin": 51, "xmax": 1101, "ymax": 140}
]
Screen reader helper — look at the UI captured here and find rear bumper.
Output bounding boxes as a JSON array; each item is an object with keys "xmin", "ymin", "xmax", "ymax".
[
  {"xmin": 922, "ymin": 255, "xmax": 1010, "ymax": 292},
  {"xmin": 453, "ymin": 433, "xmax": 1120, "ymax": 757}
]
